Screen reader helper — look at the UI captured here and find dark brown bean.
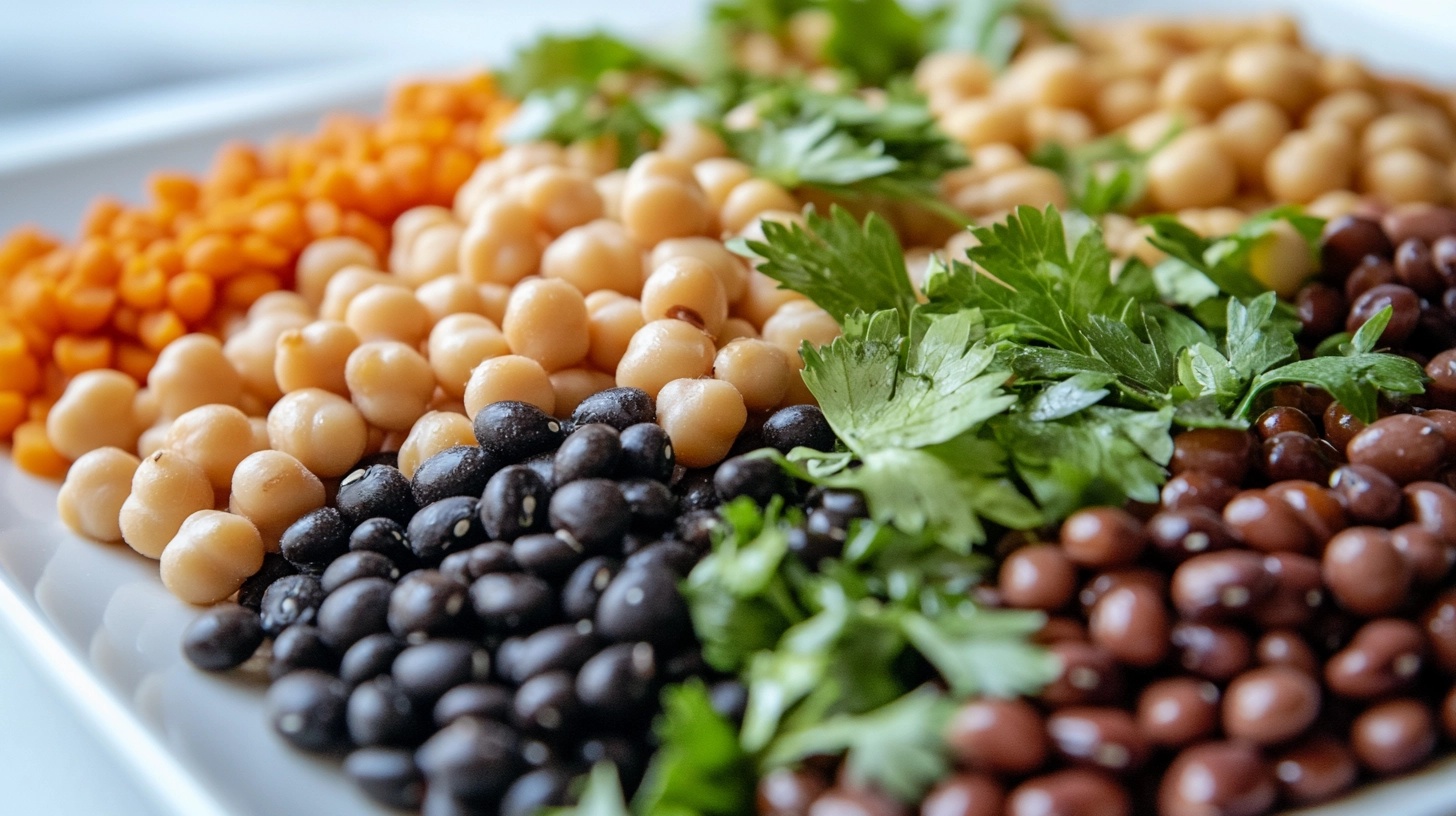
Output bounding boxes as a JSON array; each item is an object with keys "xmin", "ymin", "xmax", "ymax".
[
  {"xmin": 1033, "ymin": 616, "xmax": 1088, "ymax": 645},
  {"xmin": 1135, "ymin": 677, "xmax": 1219, "ymax": 748},
  {"xmin": 1420, "ymin": 407, "xmax": 1456, "ymax": 447},
  {"xmin": 1395, "ymin": 238, "xmax": 1446, "ymax": 296},
  {"xmin": 1146, "ymin": 507, "xmax": 1237, "ymax": 565},
  {"xmin": 808, "ymin": 787, "xmax": 907, "ymax": 816},
  {"xmin": 1295, "ymin": 284, "xmax": 1346, "ymax": 339},
  {"xmin": 1255, "ymin": 406, "xmax": 1317, "ymax": 439},
  {"xmin": 1434, "ymin": 235, "xmax": 1456, "ymax": 280},
  {"xmin": 1159, "ymin": 472, "xmax": 1236, "ymax": 513},
  {"xmin": 1265, "ymin": 481, "xmax": 1347, "ymax": 545},
  {"xmin": 1222, "ymin": 490, "xmax": 1313, "ymax": 554},
  {"xmin": 1255, "ymin": 552, "xmax": 1325, "ymax": 629},
  {"xmin": 1443, "ymin": 685, "xmax": 1456, "ymax": 741},
  {"xmin": 1170, "ymin": 551, "xmax": 1273, "ymax": 621},
  {"xmin": 1045, "ymin": 707, "xmax": 1147, "ymax": 774},
  {"xmin": 1325, "ymin": 618, "xmax": 1426, "ymax": 700},
  {"xmin": 1078, "ymin": 568, "xmax": 1166, "ymax": 613},
  {"xmin": 1403, "ymin": 480, "xmax": 1456, "ymax": 547},
  {"xmin": 759, "ymin": 768, "xmax": 829, "ymax": 816},
  {"xmin": 1344, "ymin": 255, "xmax": 1396, "ymax": 301},
  {"xmin": 1005, "ymin": 770, "xmax": 1129, "ymax": 816},
  {"xmin": 1429, "ymin": 353, "xmax": 1456, "ymax": 409},
  {"xmin": 1255, "ymin": 630, "xmax": 1319, "ymax": 674},
  {"xmin": 1058, "ymin": 507, "xmax": 1147, "ymax": 569},
  {"xmin": 1350, "ymin": 698, "xmax": 1436, "ymax": 776},
  {"xmin": 1273, "ymin": 735, "xmax": 1359, "ymax": 806},
  {"xmin": 1391, "ymin": 522, "xmax": 1454, "ymax": 584},
  {"xmin": 1040, "ymin": 642, "xmax": 1123, "ymax": 707},
  {"xmin": 1347, "ymin": 283, "xmax": 1421, "ymax": 345},
  {"xmin": 1171, "ymin": 621, "xmax": 1253, "ymax": 682},
  {"xmin": 1222, "ymin": 666, "xmax": 1321, "ymax": 745},
  {"xmin": 946, "ymin": 698, "xmax": 1047, "ymax": 775},
  {"xmin": 919, "ymin": 774, "xmax": 1003, "ymax": 816},
  {"xmin": 1322, "ymin": 527, "xmax": 1412, "ymax": 616},
  {"xmin": 1329, "ymin": 464, "xmax": 1403, "ymax": 525},
  {"xmin": 1171, "ymin": 429, "xmax": 1252, "ymax": 484},
  {"xmin": 1322, "ymin": 216, "xmax": 1393, "ymax": 280},
  {"xmin": 1346, "ymin": 414, "xmax": 1447, "ymax": 484},
  {"xmin": 1323, "ymin": 401, "xmax": 1367, "ymax": 454},
  {"xmin": 1261, "ymin": 432, "xmax": 1335, "ymax": 484},
  {"xmin": 1420, "ymin": 589, "xmax": 1456, "ymax": 673},
  {"xmin": 998, "ymin": 545, "xmax": 1076, "ymax": 612},
  {"xmin": 1158, "ymin": 741, "xmax": 1276, "ymax": 816},
  {"xmin": 1088, "ymin": 584, "xmax": 1169, "ymax": 668},
  {"xmin": 1382, "ymin": 203, "xmax": 1456, "ymax": 246}
]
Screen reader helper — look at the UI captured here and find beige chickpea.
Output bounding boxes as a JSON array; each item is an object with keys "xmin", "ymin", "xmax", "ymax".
[
  {"xmin": 651, "ymin": 237, "xmax": 749, "ymax": 304},
  {"xmin": 715, "ymin": 317, "xmax": 760, "ymax": 345},
  {"xmin": 517, "ymin": 165, "xmax": 605, "ymax": 236},
  {"xmin": 693, "ymin": 158, "xmax": 754, "ymax": 212},
  {"xmin": 1124, "ymin": 108, "xmax": 1202, "ymax": 153},
  {"xmin": 345, "ymin": 341, "xmax": 437, "ymax": 432},
  {"xmin": 620, "ymin": 175, "xmax": 711, "ymax": 247},
  {"xmin": 159, "ymin": 510, "xmax": 265, "ymax": 605},
  {"xmin": 1362, "ymin": 148, "xmax": 1453, "ymax": 204},
  {"xmin": 118, "ymin": 449, "xmax": 215, "ymax": 559},
  {"xmin": 295, "ymin": 237, "xmax": 379, "ymax": 308},
  {"xmin": 248, "ymin": 291, "xmax": 313, "ymax": 323},
  {"xmin": 1306, "ymin": 90, "xmax": 1383, "ymax": 134},
  {"xmin": 274, "ymin": 320, "xmax": 359, "ymax": 396},
  {"xmin": 415, "ymin": 275, "xmax": 484, "ymax": 324},
  {"xmin": 1246, "ymin": 219, "xmax": 1319, "ymax": 297},
  {"xmin": 1159, "ymin": 53, "xmax": 1233, "ymax": 115},
  {"xmin": 779, "ymin": 368, "xmax": 818, "ymax": 408},
  {"xmin": 1306, "ymin": 190, "xmax": 1364, "ymax": 219},
  {"xmin": 396, "ymin": 411, "xmax": 476, "ymax": 478},
  {"xmin": 1223, "ymin": 42, "xmax": 1320, "ymax": 114},
  {"xmin": 397, "ymin": 221, "xmax": 464, "ymax": 286},
  {"xmin": 1362, "ymin": 112, "xmax": 1456, "ymax": 161},
  {"xmin": 655, "ymin": 378, "xmax": 747, "ymax": 468},
  {"xmin": 713, "ymin": 339, "xmax": 791, "ymax": 411},
  {"xmin": 57, "ymin": 447, "xmax": 140, "ymax": 543},
  {"xmin": 786, "ymin": 7, "xmax": 832, "ymax": 61},
  {"xmin": 1215, "ymin": 99, "xmax": 1292, "ymax": 186},
  {"xmin": 737, "ymin": 210, "xmax": 805, "ymax": 244},
  {"xmin": 248, "ymin": 416, "xmax": 269, "ymax": 450},
  {"xmin": 1026, "ymin": 107, "xmax": 1095, "ymax": 151},
  {"xmin": 1146, "ymin": 128, "xmax": 1239, "ymax": 211},
  {"xmin": 956, "ymin": 166, "xmax": 1069, "ymax": 214},
  {"xmin": 152, "ymin": 334, "xmax": 243, "ymax": 418},
  {"xmin": 548, "ymin": 368, "xmax": 617, "ymax": 419},
  {"xmin": 458, "ymin": 196, "xmax": 546, "ymax": 286},
  {"xmin": 587, "ymin": 295, "xmax": 646, "ymax": 373},
  {"xmin": 452, "ymin": 161, "xmax": 505, "ymax": 224},
  {"xmin": 266, "ymin": 388, "xmax": 369, "ymax": 477},
  {"xmin": 761, "ymin": 301, "xmax": 842, "ymax": 362},
  {"xmin": 540, "ymin": 220, "xmax": 645, "ymax": 296},
  {"xmin": 1319, "ymin": 55, "xmax": 1375, "ymax": 93},
  {"xmin": 615, "ymin": 320, "xmax": 717, "ymax": 398},
  {"xmin": 428, "ymin": 314, "xmax": 510, "ymax": 399},
  {"xmin": 463, "ymin": 355, "xmax": 555, "ymax": 418},
  {"xmin": 131, "ymin": 387, "xmax": 160, "ymax": 428},
  {"xmin": 719, "ymin": 179, "xmax": 799, "ymax": 237},
  {"xmin": 940, "ymin": 98, "xmax": 1026, "ymax": 150},
  {"xmin": 137, "ymin": 422, "xmax": 170, "ymax": 459},
  {"xmin": 477, "ymin": 283, "xmax": 511, "ymax": 326},
  {"xmin": 658, "ymin": 120, "xmax": 729, "ymax": 165},
  {"xmin": 223, "ymin": 311, "xmax": 309, "ymax": 404},
  {"xmin": 46, "ymin": 369, "xmax": 140, "ymax": 460},
  {"xmin": 626, "ymin": 152, "xmax": 698, "ymax": 186},
  {"xmin": 997, "ymin": 46, "xmax": 1093, "ymax": 110},
  {"xmin": 164, "ymin": 405, "xmax": 260, "ymax": 490},
  {"xmin": 318, "ymin": 266, "xmax": 400, "ymax": 322},
  {"xmin": 501, "ymin": 278, "xmax": 590, "ymax": 372},
  {"xmin": 228, "ymin": 450, "xmax": 325, "ymax": 548},
  {"xmin": 595, "ymin": 169, "xmax": 628, "ymax": 222},
  {"xmin": 735, "ymin": 270, "xmax": 807, "ymax": 329},
  {"xmin": 388, "ymin": 205, "xmax": 456, "ymax": 275},
  {"xmin": 1095, "ymin": 77, "xmax": 1158, "ymax": 130},
  {"xmin": 1265, "ymin": 127, "xmax": 1356, "ymax": 203},
  {"xmin": 914, "ymin": 51, "xmax": 993, "ymax": 101},
  {"xmin": 641, "ymin": 257, "xmax": 729, "ymax": 336},
  {"xmin": 344, "ymin": 284, "xmax": 431, "ymax": 347},
  {"xmin": 564, "ymin": 138, "xmax": 618, "ymax": 178}
]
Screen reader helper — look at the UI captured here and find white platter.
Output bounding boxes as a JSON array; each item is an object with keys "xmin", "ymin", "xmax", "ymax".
[{"xmin": 4, "ymin": 2, "xmax": 1456, "ymax": 815}]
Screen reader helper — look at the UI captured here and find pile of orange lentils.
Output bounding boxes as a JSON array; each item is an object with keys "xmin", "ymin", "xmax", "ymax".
[{"xmin": 0, "ymin": 73, "xmax": 515, "ymax": 477}]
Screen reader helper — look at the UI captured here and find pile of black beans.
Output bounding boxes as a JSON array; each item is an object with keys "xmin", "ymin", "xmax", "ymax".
[{"xmin": 180, "ymin": 387, "xmax": 841, "ymax": 815}]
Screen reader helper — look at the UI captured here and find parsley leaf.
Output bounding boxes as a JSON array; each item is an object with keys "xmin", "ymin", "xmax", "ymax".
[
  {"xmin": 931, "ymin": 0, "xmax": 1070, "ymax": 69},
  {"xmin": 710, "ymin": 0, "xmax": 817, "ymax": 35},
  {"xmin": 556, "ymin": 763, "xmax": 631, "ymax": 816},
  {"xmin": 501, "ymin": 87, "xmax": 663, "ymax": 166},
  {"xmin": 821, "ymin": 0, "xmax": 929, "ymax": 86},
  {"xmin": 1145, "ymin": 206, "xmax": 1324, "ymax": 300},
  {"xmin": 1031, "ymin": 130, "xmax": 1174, "ymax": 216},
  {"xmin": 899, "ymin": 607, "xmax": 1059, "ymax": 697},
  {"xmin": 633, "ymin": 681, "xmax": 755, "ymax": 816},
  {"xmin": 499, "ymin": 32, "xmax": 681, "ymax": 97}
]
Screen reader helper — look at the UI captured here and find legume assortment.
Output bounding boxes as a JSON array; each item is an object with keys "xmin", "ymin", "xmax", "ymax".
[{"xmin": 12, "ymin": 0, "xmax": 1456, "ymax": 814}]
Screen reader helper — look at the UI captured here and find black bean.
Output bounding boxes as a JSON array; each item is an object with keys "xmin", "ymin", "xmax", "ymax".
[
  {"xmin": 594, "ymin": 564, "xmax": 690, "ymax": 648},
  {"xmin": 393, "ymin": 639, "xmax": 491, "ymax": 705},
  {"xmin": 182, "ymin": 603, "xmax": 263, "ymax": 671},
  {"xmin": 499, "ymin": 767, "xmax": 573, "ymax": 816},
  {"xmin": 624, "ymin": 540, "xmax": 699, "ymax": 576},
  {"xmin": 561, "ymin": 557, "xmax": 621, "ymax": 621},
  {"xmin": 237, "ymin": 553, "xmax": 297, "ymax": 611},
  {"xmin": 674, "ymin": 509, "xmax": 720, "ymax": 552},
  {"xmin": 434, "ymin": 683, "xmax": 514, "ymax": 729},
  {"xmin": 440, "ymin": 541, "xmax": 518, "ymax": 584},
  {"xmin": 408, "ymin": 496, "xmax": 484, "ymax": 562},
  {"xmin": 572, "ymin": 387, "xmax": 655, "ymax": 430},
  {"xmin": 347, "ymin": 675, "xmax": 428, "ymax": 748},
  {"xmin": 337, "ymin": 465, "xmax": 417, "ymax": 527},
  {"xmin": 269, "ymin": 624, "xmax": 338, "ymax": 681},
  {"xmin": 480, "ymin": 465, "xmax": 551, "ymax": 541},
  {"xmin": 470, "ymin": 572, "xmax": 556, "ymax": 635},
  {"xmin": 345, "ymin": 747, "xmax": 426, "ymax": 810},
  {"xmin": 674, "ymin": 469, "xmax": 718, "ymax": 511},
  {"xmin": 618, "ymin": 423, "xmax": 675, "ymax": 481},
  {"xmin": 619, "ymin": 478, "xmax": 675, "ymax": 532},
  {"xmin": 280, "ymin": 507, "xmax": 351, "ymax": 575},
  {"xmin": 412, "ymin": 445, "xmax": 502, "ymax": 507},
  {"xmin": 714, "ymin": 455, "xmax": 790, "ymax": 504},
  {"xmin": 498, "ymin": 622, "xmax": 600, "ymax": 685},
  {"xmin": 348, "ymin": 517, "xmax": 415, "ymax": 566},
  {"xmin": 267, "ymin": 669, "xmax": 349, "ymax": 753},
  {"xmin": 320, "ymin": 550, "xmax": 399, "ymax": 594},
  {"xmin": 554, "ymin": 424, "xmax": 621, "ymax": 485},
  {"xmin": 339, "ymin": 633, "xmax": 406, "ymax": 687},
  {"xmin": 316, "ymin": 576, "xmax": 394, "ymax": 651},
  {"xmin": 578, "ymin": 736, "xmax": 646, "ymax": 792},
  {"xmin": 710, "ymin": 680, "xmax": 749, "ymax": 724},
  {"xmin": 522, "ymin": 451, "xmax": 555, "ymax": 485},
  {"xmin": 513, "ymin": 671, "xmax": 580, "ymax": 734},
  {"xmin": 415, "ymin": 717, "xmax": 523, "ymax": 803},
  {"xmin": 661, "ymin": 648, "xmax": 709, "ymax": 683},
  {"xmin": 420, "ymin": 789, "xmax": 492, "ymax": 816},
  {"xmin": 817, "ymin": 488, "xmax": 868, "ymax": 522},
  {"xmin": 549, "ymin": 479, "xmax": 631, "ymax": 552},
  {"xmin": 786, "ymin": 525, "xmax": 841, "ymax": 565},
  {"xmin": 473, "ymin": 401, "xmax": 565, "ymax": 462},
  {"xmin": 259, "ymin": 574, "xmax": 326, "ymax": 637},
  {"xmin": 388, "ymin": 570, "xmax": 472, "ymax": 642},
  {"xmin": 761, "ymin": 404, "xmax": 836, "ymax": 453},
  {"xmin": 576, "ymin": 642, "xmax": 657, "ymax": 717}
]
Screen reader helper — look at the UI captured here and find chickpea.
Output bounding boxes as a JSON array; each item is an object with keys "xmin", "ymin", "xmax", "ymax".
[
  {"xmin": 716, "ymin": 317, "xmax": 759, "ymax": 345},
  {"xmin": 713, "ymin": 339, "xmax": 791, "ymax": 411},
  {"xmin": 587, "ymin": 295, "xmax": 646, "ymax": 373},
  {"xmin": 737, "ymin": 210, "xmax": 805, "ymax": 244},
  {"xmin": 1265, "ymin": 127, "xmax": 1356, "ymax": 203},
  {"xmin": 344, "ymin": 284, "xmax": 431, "ymax": 346},
  {"xmin": 164, "ymin": 405, "xmax": 260, "ymax": 490},
  {"xmin": 388, "ymin": 205, "xmax": 456, "ymax": 274},
  {"xmin": 463, "ymin": 355, "xmax": 555, "ymax": 418},
  {"xmin": 540, "ymin": 220, "xmax": 645, "ymax": 296},
  {"xmin": 1307, "ymin": 190, "xmax": 1364, "ymax": 219},
  {"xmin": 118, "ymin": 449, "xmax": 215, "ymax": 559},
  {"xmin": 1319, "ymin": 55, "xmax": 1373, "ymax": 93},
  {"xmin": 640, "ymin": 257, "xmax": 730, "ymax": 336},
  {"xmin": 564, "ymin": 138, "xmax": 618, "ymax": 178},
  {"xmin": 1158, "ymin": 53, "xmax": 1232, "ymax": 115},
  {"xmin": 458, "ymin": 196, "xmax": 546, "ymax": 285},
  {"xmin": 1248, "ymin": 220, "xmax": 1318, "ymax": 297},
  {"xmin": 428, "ymin": 314, "xmax": 509, "ymax": 399},
  {"xmin": 57, "ymin": 447, "xmax": 140, "ymax": 543},
  {"xmin": 1026, "ymin": 107, "xmax": 1095, "ymax": 151},
  {"xmin": 345, "ymin": 341, "xmax": 437, "ymax": 432},
  {"xmin": 656, "ymin": 378, "xmax": 747, "ymax": 468},
  {"xmin": 651, "ymin": 237, "xmax": 750, "ymax": 304},
  {"xmin": 137, "ymin": 423, "xmax": 170, "ymax": 459},
  {"xmin": 396, "ymin": 221, "xmax": 463, "ymax": 286},
  {"xmin": 453, "ymin": 162, "xmax": 505, "ymax": 223},
  {"xmin": 318, "ymin": 266, "xmax": 400, "ymax": 322},
  {"xmin": 615, "ymin": 320, "xmax": 717, "ymax": 398},
  {"xmin": 761, "ymin": 301, "xmax": 842, "ymax": 361},
  {"xmin": 1362, "ymin": 148, "xmax": 1453, "ymax": 205},
  {"xmin": 1223, "ymin": 42, "xmax": 1320, "ymax": 114},
  {"xmin": 955, "ymin": 166, "xmax": 1069, "ymax": 214},
  {"xmin": 693, "ymin": 158, "xmax": 754, "ymax": 212},
  {"xmin": 517, "ymin": 165, "xmax": 605, "ymax": 236},
  {"xmin": 548, "ymin": 368, "xmax": 617, "ymax": 419},
  {"xmin": 46, "ymin": 370, "xmax": 140, "ymax": 460},
  {"xmin": 735, "ymin": 270, "xmax": 807, "ymax": 328},
  {"xmin": 415, "ymin": 275, "xmax": 484, "ymax": 323},
  {"xmin": 296, "ymin": 237, "xmax": 379, "ymax": 308},
  {"xmin": 1125, "ymin": 109, "xmax": 1202, "ymax": 152},
  {"xmin": 998, "ymin": 46, "xmax": 1093, "ymax": 109},
  {"xmin": 152, "ymin": 334, "xmax": 243, "ymax": 419},
  {"xmin": 658, "ymin": 120, "xmax": 729, "ymax": 165},
  {"xmin": 396, "ymin": 411, "xmax": 476, "ymax": 478},
  {"xmin": 266, "ymin": 389, "xmax": 369, "ymax": 478},
  {"xmin": 228, "ymin": 450, "xmax": 325, "ymax": 548},
  {"xmin": 915, "ymin": 51, "xmax": 994, "ymax": 101},
  {"xmin": 786, "ymin": 8, "xmax": 833, "ymax": 62},
  {"xmin": 501, "ymin": 278, "xmax": 590, "ymax": 371},
  {"xmin": 223, "ymin": 311, "xmax": 309, "ymax": 403},
  {"xmin": 248, "ymin": 291, "xmax": 313, "ymax": 322},
  {"xmin": 1146, "ymin": 128, "xmax": 1239, "ymax": 210},
  {"xmin": 780, "ymin": 368, "xmax": 819, "ymax": 408},
  {"xmin": 940, "ymin": 98, "xmax": 1026, "ymax": 150},
  {"xmin": 1096, "ymin": 77, "xmax": 1158, "ymax": 130},
  {"xmin": 1214, "ymin": 99, "xmax": 1291, "ymax": 186},
  {"xmin": 1362, "ymin": 112, "xmax": 1456, "ymax": 161},
  {"xmin": 248, "ymin": 417, "xmax": 269, "ymax": 450},
  {"xmin": 159, "ymin": 510, "xmax": 265, "ymax": 605},
  {"xmin": 626, "ymin": 152, "xmax": 697, "ymax": 186},
  {"xmin": 274, "ymin": 321, "xmax": 359, "ymax": 396},
  {"xmin": 595, "ymin": 170, "xmax": 628, "ymax": 221},
  {"xmin": 620, "ymin": 174, "xmax": 711, "ymax": 246},
  {"xmin": 1306, "ymin": 90, "xmax": 1383, "ymax": 134},
  {"xmin": 719, "ymin": 179, "xmax": 799, "ymax": 237}
]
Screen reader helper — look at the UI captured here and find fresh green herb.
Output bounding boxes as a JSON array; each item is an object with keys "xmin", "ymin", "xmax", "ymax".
[
  {"xmin": 501, "ymin": 87, "xmax": 664, "ymax": 165},
  {"xmin": 1031, "ymin": 129, "xmax": 1177, "ymax": 216},
  {"xmin": 820, "ymin": 0, "xmax": 930, "ymax": 86},
  {"xmin": 633, "ymin": 682, "xmax": 756, "ymax": 816},
  {"xmin": 709, "ymin": 0, "xmax": 818, "ymax": 36},
  {"xmin": 1144, "ymin": 206, "xmax": 1323, "ymax": 302},
  {"xmin": 558, "ymin": 763, "xmax": 632, "ymax": 816},
  {"xmin": 931, "ymin": 0, "xmax": 1071, "ymax": 69},
  {"xmin": 900, "ymin": 607, "xmax": 1059, "ymax": 697},
  {"xmin": 499, "ymin": 32, "xmax": 682, "ymax": 97}
]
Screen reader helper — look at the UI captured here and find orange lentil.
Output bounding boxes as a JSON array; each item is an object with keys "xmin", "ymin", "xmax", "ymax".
[
  {"xmin": 185, "ymin": 234, "xmax": 245, "ymax": 279},
  {"xmin": 250, "ymin": 200, "xmax": 308, "ymax": 249},
  {"xmin": 12, "ymin": 421, "xmax": 70, "ymax": 478},
  {"xmin": 0, "ymin": 327, "xmax": 41, "ymax": 394},
  {"xmin": 53, "ymin": 334, "xmax": 113, "ymax": 376},
  {"xmin": 0, "ymin": 391, "xmax": 25, "ymax": 439},
  {"xmin": 57, "ymin": 282, "xmax": 117, "ymax": 333},
  {"xmin": 166, "ymin": 272, "xmax": 216, "ymax": 324},
  {"xmin": 150, "ymin": 173, "xmax": 200, "ymax": 210},
  {"xmin": 80, "ymin": 198, "xmax": 124, "ymax": 239},
  {"xmin": 138, "ymin": 309, "xmax": 187, "ymax": 352},
  {"xmin": 116, "ymin": 344, "xmax": 157, "ymax": 383},
  {"xmin": 72, "ymin": 239, "xmax": 120, "ymax": 286},
  {"xmin": 221, "ymin": 271, "xmax": 282, "ymax": 309},
  {"xmin": 118, "ymin": 263, "xmax": 167, "ymax": 310}
]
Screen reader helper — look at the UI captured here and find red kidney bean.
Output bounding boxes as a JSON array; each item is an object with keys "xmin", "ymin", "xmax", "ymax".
[
  {"xmin": 1255, "ymin": 630, "xmax": 1319, "ymax": 675},
  {"xmin": 1329, "ymin": 464, "xmax": 1403, "ymax": 525},
  {"xmin": 1135, "ymin": 677, "xmax": 1219, "ymax": 748},
  {"xmin": 1222, "ymin": 665, "xmax": 1322, "ymax": 745},
  {"xmin": 1158, "ymin": 741, "xmax": 1276, "ymax": 816},
  {"xmin": 1347, "ymin": 414, "xmax": 1447, "ymax": 484},
  {"xmin": 1295, "ymin": 284, "xmax": 1346, "ymax": 339},
  {"xmin": 1040, "ymin": 642, "xmax": 1123, "ymax": 707},
  {"xmin": 1265, "ymin": 480, "xmax": 1347, "ymax": 545},
  {"xmin": 1402, "ymin": 481, "xmax": 1456, "ymax": 547},
  {"xmin": 1059, "ymin": 508, "xmax": 1147, "ymax": 569},
  {"xmin": 1322, "ymin": 527, "xmax": 1412, "ymax": 616},
  {"xmin": 1171, "ymin": 621, "xmax": 1253, "ymax": 682},
  {"xmin": 1350, "ymin": 698, "xmax": 1436, "ymax": 776},
  {"xmin": 1344, "ymin": 255, "xmax": 1396, "ymax": 301},
  {"xmin": 1395, "ymin": 238, "xmax": 1446, "ymax": 296},
  {"xmin": 1171, "ymin": 429, "xmax": 1253, "ymax": 484},
  {"xmin": 1323, "ymin": 401, "xmax": 1367, "ymax": 454},
  {"xmin": 1005, "ymin": 770, "xmax": 1129, "ymax": 816},
  {"xmin": 1382, "ymin": 203, "xmax": 1456, "ymax": 246},
  {"xmin": 1273, "ymin": 735, "xmax": 1359, "ymax": 806},
  {"xmin": 1260, "ymin": 432, "xmax": 1335, "ymax": 484},
  {"xmin": 1325, "ymin": 618, "xmax": 1427, "ymax": 700},
  {"xmin": 1255, "ymin": 552, "xmax": 1325, "ymax": 629},
  {"xmin": 1170, "ymin": 551, "xmax": 1273, "ymax": 621},
  {"xmin": 1146, "ymin": 507, "xmax": 1237, "ymax": 565},
  {"xmin": 1255, "ymin": 406, "xmax": 1318, "ymax": 440},
  {"xmin": 945, "ymin": 698, "xmax": 1047, "ymax": 775},
  {"xmin": 1159, "ymin": 472, "xmax": 1236, "ymax": 513},
  {"xmin": 759, "ymin": 768, "xmax": 829, "ymax": 816},
  {"xmin": 1321, "ymin": 215, "xmax": 1393, "ymax": 280},
  {"xmin": 1420, "ymin": 589, "xmax": 1456, "ymax": 673},
  {"xmin": 1088, "ymin": 584, "xmax": 1169, "ymax": 668},
  {"xmin": 919, "ymin": 774, "xmax": 1003, "ymax": 816},
  {"xmin": 1391, "ymin": 522, "xmax": 1455, "ymax": 584},
  {"xmin": 1045, "ymin": 707, "xmax": 1148, "ymax": 774},
  {"xmin": 998, "ymin": 545, "xmax": 1076, "ymax": 612}
]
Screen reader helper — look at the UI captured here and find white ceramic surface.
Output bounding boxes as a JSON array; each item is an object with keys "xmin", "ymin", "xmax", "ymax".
[{"xmin": 4, "ymin": 2, "xmax": 1456, "ymax": 815}]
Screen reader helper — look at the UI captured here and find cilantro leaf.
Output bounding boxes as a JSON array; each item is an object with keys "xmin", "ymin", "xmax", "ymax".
[
  {"xmin": 899, "ymin": 607, "xmax": 1059, "ymax": 697},
  {"xmin": 931, "ymin": 0, "xmax": 1070, "ymax": 69},
  {"xmin": 632, "ymin": 681, "xmax": 755, "ymax": 816},
  {"xmin": 500, "ymin": 32, "xmax": 679, "ymax": 97},
  {"xmin": 502, "ymin": 87, "xmax": 663, "ymax": 166},
  {"xmin": 821, "ymin": 0, "xmax": 929, "ymax": 86},
  {"xmin": 1025, "ymin": 372, "xmax": 1114, "ymax": 421},
  {"xmin": 818, "ymin": 447, "xmax": 999, "ymax": 547},
  {"xmin": 1031, "ymin": 130, "xmax": 1174, "ymax": 216}
]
